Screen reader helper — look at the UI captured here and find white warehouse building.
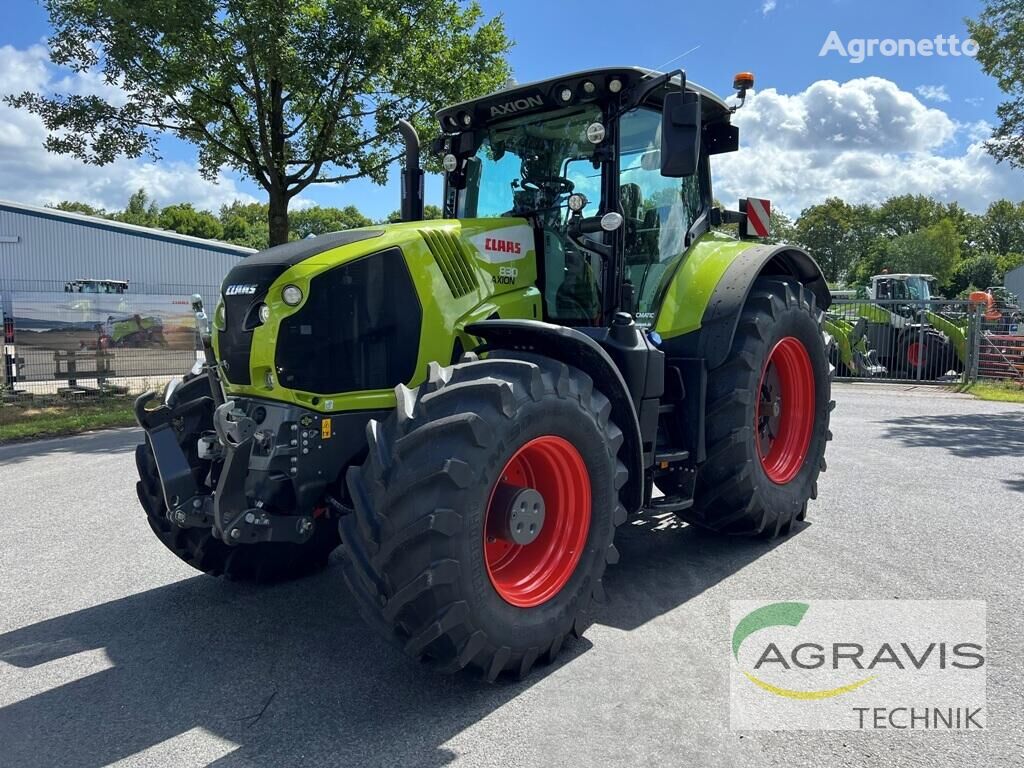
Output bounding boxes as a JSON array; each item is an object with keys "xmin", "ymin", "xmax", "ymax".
[{"xmin": 0, "ymin": 199, "xmax": 254, "ymax": 295}]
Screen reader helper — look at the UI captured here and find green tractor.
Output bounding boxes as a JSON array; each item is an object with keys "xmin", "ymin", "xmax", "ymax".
[
  {"xmin": 831, "ymin": 273, "xmax": 957, "ymax": 379},
  {"xmin": 135, "ymin": 67, "xmax": 833, "ymax": 679}
]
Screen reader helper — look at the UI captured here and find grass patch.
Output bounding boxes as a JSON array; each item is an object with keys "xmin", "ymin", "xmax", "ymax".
[
  {"xmin": 0, "ymin": 395, "xmax": 137, "ymax": 444},
  {"xmin": 955, "ymin": 380, "xmax": 1024, "ymax": 404}
]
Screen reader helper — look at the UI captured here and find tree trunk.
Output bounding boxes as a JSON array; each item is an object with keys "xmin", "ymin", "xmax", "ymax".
[{"xmin": 268, "ymin": 187, "xmax": 289, "ymax": 246}]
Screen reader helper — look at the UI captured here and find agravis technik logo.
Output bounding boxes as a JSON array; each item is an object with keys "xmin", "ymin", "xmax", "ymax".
[{"xmin": 729, "ymin": 600, "xmax": 986, "ymax": 731}]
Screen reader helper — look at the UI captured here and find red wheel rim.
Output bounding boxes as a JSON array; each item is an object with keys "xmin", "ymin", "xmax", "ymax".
[
  {"xmin": 907, "ymin": 342, "xmax": 922, "ymax": 368},
  {"xmin": 755, "ymin": 337, "xmax": 815, "ymax": 484},
  {"xmin": 484, "ymin": 436, "xmax": 591, "ymax": 608}
]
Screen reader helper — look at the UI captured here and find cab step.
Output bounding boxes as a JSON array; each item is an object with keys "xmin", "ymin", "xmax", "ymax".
[
  {"xmin": 648, "ymin": 495, "xmax": 695, "ymax": 513},
  {"xmin": 654, "ymin": 449, "xmax": 689, "ymax": 467}
]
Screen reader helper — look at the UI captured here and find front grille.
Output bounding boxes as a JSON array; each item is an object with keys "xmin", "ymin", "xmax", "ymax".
[
  {"xmin": 218, "ymin": 262, "xmax": 290, "ymax": 385},
  {"xmin": 220, "ymin": 292, "xmax": 263, "ymax": 385},
  {"xmin": 274, "ymin": 248, "xmax": 422, "ymax": 395},
  {"xmin": 419, "ymin": 229, "xmax": 478, "ymax": 298}
]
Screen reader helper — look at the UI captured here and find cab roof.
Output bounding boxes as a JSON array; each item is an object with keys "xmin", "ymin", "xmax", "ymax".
[
  {"xmin": 436, "ymin": 66, "xmax": 733, "ymax": 132},
  {"xmin": 873, "ymin": 274, "xmax": 937, "ymax": 281}
]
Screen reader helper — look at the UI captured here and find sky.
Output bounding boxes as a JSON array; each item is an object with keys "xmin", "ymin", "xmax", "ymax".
[{"xmin": 0, "ymin": 0, "xmax": 1020, "ymax": 221}]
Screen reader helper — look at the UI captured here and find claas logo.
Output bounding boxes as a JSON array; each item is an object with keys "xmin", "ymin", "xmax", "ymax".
[{"xmin": 484, "ymin": 238, "xmax": 522, "ymax": 255}]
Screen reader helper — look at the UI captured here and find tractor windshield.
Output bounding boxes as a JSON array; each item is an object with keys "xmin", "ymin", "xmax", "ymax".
[
  {"xmin": 905, "ymin": 276, "xmax": 934, "ymax": 300},
  {"xmin": 458, "ymin": 105, "xmax": 606, "ymax": 323},
  {"xmin": 457, "ymin": 105, "xmax": 602, "ymax": 220}
]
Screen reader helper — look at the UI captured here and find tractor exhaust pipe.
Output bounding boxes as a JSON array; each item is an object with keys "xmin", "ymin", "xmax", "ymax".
[{"xmin": 398, "ymin": 119, "xmax": 425, "ymax": 222}]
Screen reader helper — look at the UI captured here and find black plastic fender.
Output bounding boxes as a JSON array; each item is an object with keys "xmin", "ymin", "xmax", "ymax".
[
  {"xmin": 667, "ymin": 244, "xmax": 831, "ymax": 369},
  {"xmin": 466, "ymin": 319, "xmax": 645, "ymax": 514}
]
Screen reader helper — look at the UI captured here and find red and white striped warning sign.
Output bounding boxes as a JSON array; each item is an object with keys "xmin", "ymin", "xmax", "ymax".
[{"xmin": 745, "ymin": 197, "xmax": 771, "ymax": 238}]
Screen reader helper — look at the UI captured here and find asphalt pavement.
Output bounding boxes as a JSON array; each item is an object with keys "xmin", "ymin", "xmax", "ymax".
[{"xmin": 1, "ymin": 382, "xmax": 1022, "ymax": 767}]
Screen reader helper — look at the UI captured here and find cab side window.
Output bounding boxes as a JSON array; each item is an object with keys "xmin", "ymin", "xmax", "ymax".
[{"xmin": 618, "ymin": 107, "xmax": 703, "ymax": 323}]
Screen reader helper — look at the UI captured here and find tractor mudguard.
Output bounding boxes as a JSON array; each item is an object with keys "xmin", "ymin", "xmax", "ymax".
[
  {"xmin": 466, "ymin": 319, "xmax": 645, "ymax": 513},
  {"xmin": 659, "ymin": 240, "xmax": 830, "ymax": 370}
]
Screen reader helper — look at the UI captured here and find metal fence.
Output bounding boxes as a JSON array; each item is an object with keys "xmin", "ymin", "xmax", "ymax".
[
  {"xmin": 826, "ymin": 297, "xmax": 1024, "ymax": 385},
  {"xmin": 2, "ymin": 280, "xmax": 219, "ymax": 398},
  {"xmin": 6, "ymin": 284, "xmax": 1023, "ymax": 402}
]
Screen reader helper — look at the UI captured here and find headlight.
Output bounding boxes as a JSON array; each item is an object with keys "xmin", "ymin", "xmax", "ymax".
[
  {"xmin": 213, "ymin": 301, "xmax": 226, "ymax": 331},
  {"xmin": 257, "ymin": 303, "xmax": 271, "ymax": 324},
  {"xmin": 282, "ymin": 284, "xmax": 303, "ymax": 306}
]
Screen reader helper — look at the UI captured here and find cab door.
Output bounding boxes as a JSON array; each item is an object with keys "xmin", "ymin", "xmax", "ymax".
[{"xmin": 617, "ymin": 106, "xmax": 705, "ymax": 325}]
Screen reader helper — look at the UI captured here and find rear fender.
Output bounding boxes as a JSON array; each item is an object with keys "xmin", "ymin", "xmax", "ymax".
[{"xmin": 466, "ymin": 319, "xmax": 645, "ymax": 514}]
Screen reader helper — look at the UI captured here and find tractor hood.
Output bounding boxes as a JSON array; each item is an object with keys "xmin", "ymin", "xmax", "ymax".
[
  {"xmin": 216, "ymin": 229, "xmax": 386, "ymax": 387},
  {"xmin": 212, "ymin": 219, "xmax": 541, "ymax": 412}
]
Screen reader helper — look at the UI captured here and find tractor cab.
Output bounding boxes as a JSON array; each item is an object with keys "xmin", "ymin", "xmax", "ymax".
[
  {"xmin": 434, "ymin": 67, "xmax": 741, "ymax": 327},
  {"xmin": 868, "ymin": 273, "xmax": 938, "ymax": 302}
]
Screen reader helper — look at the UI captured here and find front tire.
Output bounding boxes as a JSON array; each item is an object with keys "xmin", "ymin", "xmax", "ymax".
[
  {"xmin": 339, "ymin": 353, "xmax": 627, "ymax": 680},
  {"xmin": 680, "ymin": 278, "xmax": 833, "ymax": 537}
]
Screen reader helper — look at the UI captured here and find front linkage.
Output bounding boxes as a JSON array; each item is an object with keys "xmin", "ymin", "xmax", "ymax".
[
  {"xmin": 135, "ymin": 391, "xmax": 319, "ymax": 546},
  {"xmin": 133, "ymin": 296, "xmax": 372, "ymax": 563}
]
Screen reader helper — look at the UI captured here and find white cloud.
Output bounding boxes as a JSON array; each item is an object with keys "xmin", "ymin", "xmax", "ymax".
[
  {"xmin": 762, "ymin": 0, "xmax": 777, "ymax": 15},
  {"xmin": 915, "ymin": 84, "xmax": 950, "ymax": 103},
  {"xmin": 714, "ymin": 77, "xmax": 1024, "ymax": 216},
  {"xmin": 0, "ymin": 45, "xmax": 256, "ymax": 212}
]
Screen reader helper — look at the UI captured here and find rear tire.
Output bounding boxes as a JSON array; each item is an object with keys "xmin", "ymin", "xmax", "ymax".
[
  {"xmin": 339, "ymin": 353, "xmax": 627, "ymax": 680},
  {"xmin": 679, "ymin": 278, "xmax": 833, "ymax": 537},
  {"xmin": 901, "ymin": 332, "xmax": 950, "ymax": 379}
]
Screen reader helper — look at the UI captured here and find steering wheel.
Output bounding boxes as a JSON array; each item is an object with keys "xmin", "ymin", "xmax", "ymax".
[{"xmin": 521, "ymin": 177, "xmax": 575, "ymax": 196}]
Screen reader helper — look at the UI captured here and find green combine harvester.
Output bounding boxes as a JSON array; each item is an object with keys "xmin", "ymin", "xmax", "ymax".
[{"xmin": 134, "ymin": 67, "xmax": 834, "ymax": 679}]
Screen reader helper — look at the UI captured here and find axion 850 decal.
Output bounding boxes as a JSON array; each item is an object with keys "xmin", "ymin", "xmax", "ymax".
[{"xmin": 467, "ymin": 224, "xmax": 535, "ymax": 265}]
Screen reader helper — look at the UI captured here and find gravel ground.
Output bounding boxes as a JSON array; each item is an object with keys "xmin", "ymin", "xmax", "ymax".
[{"xmin": 1, "ymin": 382, "xmax": 1021, "ymax": 767}]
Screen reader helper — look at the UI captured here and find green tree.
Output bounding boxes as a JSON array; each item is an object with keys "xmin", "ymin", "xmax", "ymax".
[
  {"xmin": 385, "ymin": 204, "xmax": 443, "ymax": 223},
  {"xmin": 113, "ymin": 189, "xmax": 160, "ymax": 228},
  {"xmin": 997, "ymin": 251, "xmax": 1024, "ymax": 282},
  {"xmin": 873, "ymin": 194, "xmax": 948, "ymax": 237},
  {"xmin": 219, "ymin": 200, "xmax": 269, "ymax": 248},
  {"xmin": 49, "ymin": 200, "xmax": 106, "ymax": 216},
  {"xmin": 967, "ymin": 1, "xmax": 1024, "ymax": 167},
  {"xmin": 290, "ymin": 205, "xmax": 372, "ymax": 238},
  {"xmin": 159, "ymin": 203, "xmax": 224, "ymax": 240},
  {"xmin": 947, "ymin": 252, "xmax": 1001, "ymax": 295},
  {"xmin": 794, "ymin": 198, "xmax": 859, "ymax": 282},
  {"xmin": 767, "ymin": 208, "xmax": 796, "ymax": 245},
  {"xmin": 7, "ymin": 0, "xmax": 512, "ymax": 246},
  {"xmin": 975, "ymin": 200, "xmax": 1024, "ymax": 255},
  {"xmin": 883, "ymin": 219, "xmax": 961, "ymax": 284}
]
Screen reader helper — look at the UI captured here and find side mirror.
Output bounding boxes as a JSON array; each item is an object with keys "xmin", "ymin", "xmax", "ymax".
[{"xmin": 660, "ymin": 91, "xmax": 701, "ymax": 177}]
